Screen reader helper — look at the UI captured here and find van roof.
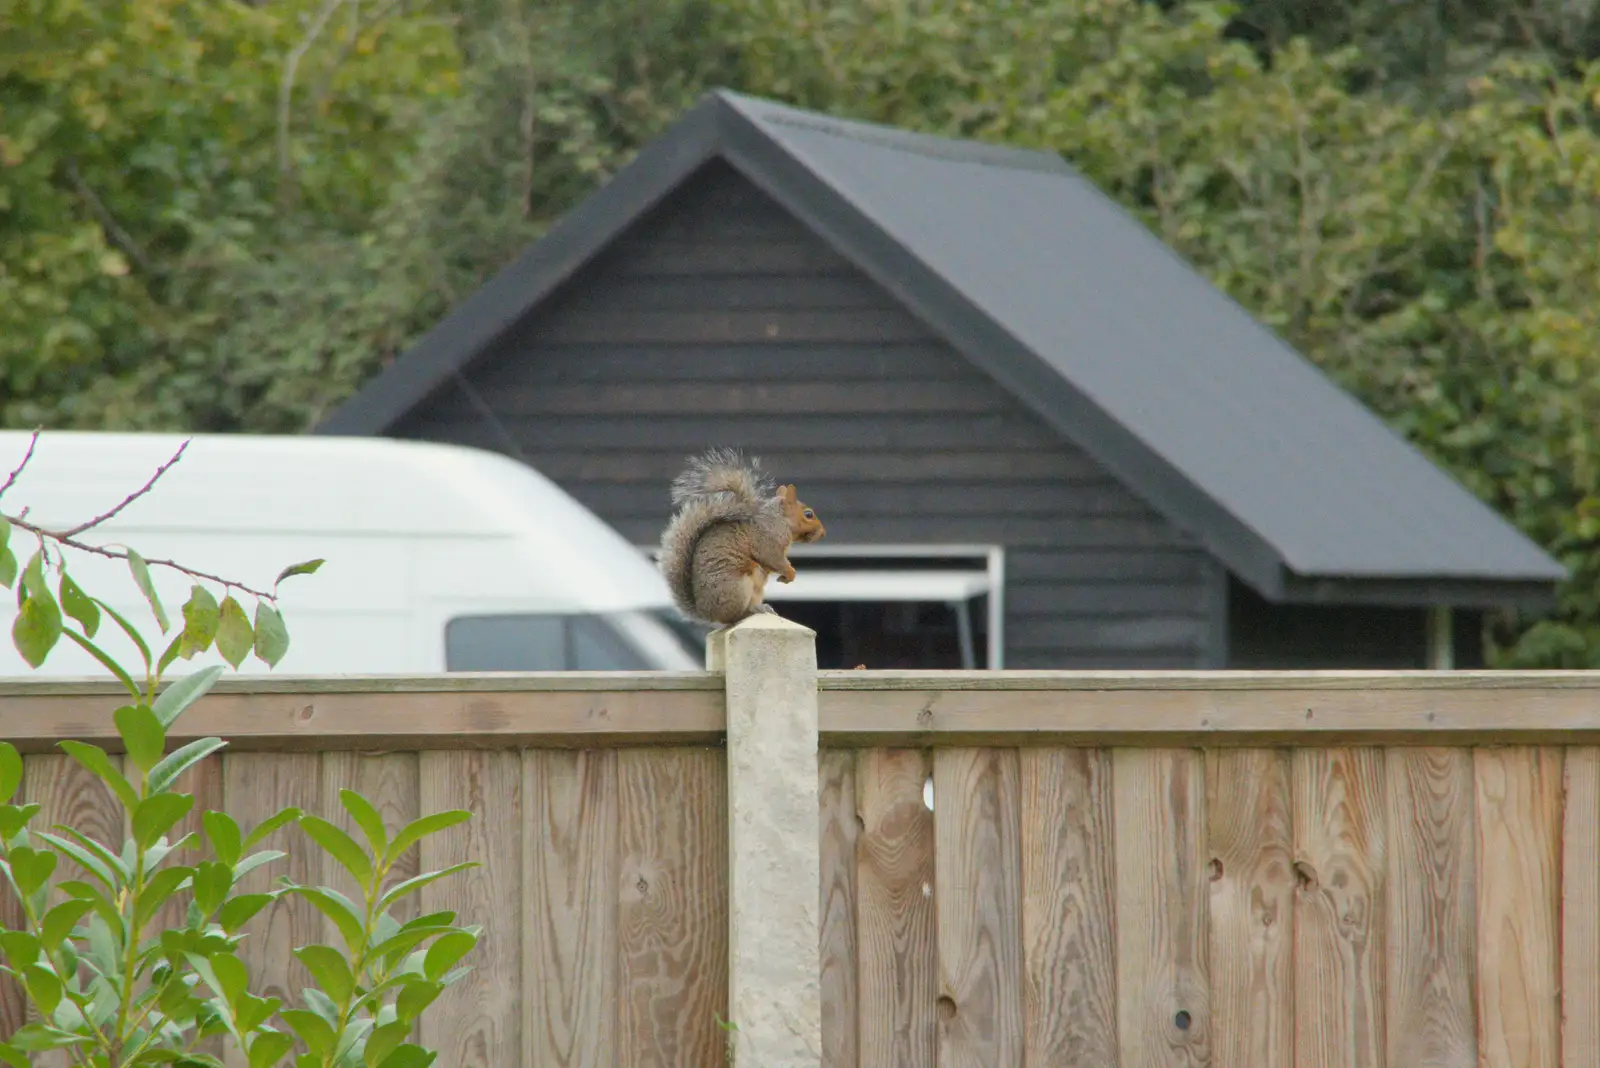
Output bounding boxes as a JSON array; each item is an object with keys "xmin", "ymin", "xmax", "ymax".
[{"xmin": 0, "ymin": 431, "xmax": 674, "ymax": 613}]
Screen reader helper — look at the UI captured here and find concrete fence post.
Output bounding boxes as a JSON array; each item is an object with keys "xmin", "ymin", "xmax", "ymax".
[{"xmin": 708, "ymin": 615, "xmax": 823, "ymax": 1067}]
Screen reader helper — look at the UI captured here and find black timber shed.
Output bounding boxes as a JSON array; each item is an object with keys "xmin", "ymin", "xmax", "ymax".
[{"xmin": 315, "ymin": 89, "xmax": 1567, "ymax": 670}]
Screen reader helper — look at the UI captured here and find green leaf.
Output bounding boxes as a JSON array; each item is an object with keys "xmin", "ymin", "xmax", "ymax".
[
  {"xmin": 274, "ymin": 559, "xmax": 324, "ymax": 587},
  {"xmin": 377, "ymin": 862, "xmax": 478, "ymax": 913},
  {"xmin": 340, "ymin": 789, "xmax": 389, "ymax": 857},
  {"xmin": 149, "ymin": 737, "xmax": 227, "ymax": 795},
  {"xmin": 203, "ymin": 811, "xmax": 242, "ymax": 867},
  {"xmin": 215, "ymin": 595, "xmax": 253, "ymax": 669},
  {"xmin": 7, "ymin": 845, "xmax": 57, "ymax": 896},
  {"xmin": 21, "ymin": 963, "xmax": 62, "ymax": 1014},
  {"xmin": 127, "ymin": 550, "xmax": 170, "ymax": 633},
  {"xmin": 422, "ymin": 930, "xmax": 477, "ymax": 981},
  {"xmin": 114, "ymin": 703, "xmax": 166, "ymax": 773},
  {"xmin": 6, "ymin": 1022, "xmax": 86, "ymax": 1052},
  {"xmin": 57, "ymin": 573, "xmax": 99, "ymax": 639},
  {"xmin": 234, "ymin": 990, "xmax": 280, "ymax": 1033},
  {"xmin": 132, "ymin": 792, "xmax": 195, "ymax": 850},
  {"xmin": 0, "ymin": 931, "xmax": 40, "ymax": 968},
  {"xmin": 56, "ymin": 740, "xmax": 139, "ymax": 812},
  {"xmin": 376, "ymin": 1044, "xmax": 436, "ymax": 1068},
  {"xmin": 364, "ymin": 1020, "xmax": 411, "ymax": 1068},
  {"xmin": 248, "ymin": 1031, "xmax": 294, "ymax": 1068},
  {"xmin": 285, "ymin": 887, "xmax": 365, "ymax": 951},
  {"xmin": 251, "ymin": 602, "xmax": 289, "ymax": 667},
  {"xmin": 0, "ymin": 547, "xmax": 15, "ymax": 590},
  {"xmin": 279, "ymin": 1009, "xmax": 336, "ymax": 1057},
  {"xmin": 36, "ymin": 830, "xmax": 122, "ymax": 889},
  {"xmin": 241, "ymin": 807, "xmax": 301, "ymax": 852},
  {"xmin": 151, "ymin": 665, "xmax": 225, "ymax": 728},
  {"xmin": 293, "ymin": 945, "xmax": 354, "ymax": 1003},
  {"xmin": 217, "ymin": 892, "xmax": 275, "ymax": 934},
  {"xmin": 390, "ymin": 810, "xmax": 471, "ymax": 860},
  {"xmin": 134, "ymin": 865, "xmax": 193, "ymax": 926},
  {"xmin": 0, "ymin": 802, "xmax": 39, "ymax": 841},
  {"xmin": 0, "ymin": 1040, "xmax": 28, "ymax": 1067},
  {"xmin": 0, "ymin": 516, "xmax": 8, "ymax": 555},
  {"xmin": 299, "ymin": 816, "xmax": 373, "ymax": 887},
  {"xmin": 12, "ymin": 589, "xmax": 63, "ymax": 668},
  {"xmin": 205, "ymin": 952, "xmax": 249, "ymax": 1009},
  {"xmin": 39, "ymin": 899, "xmax": 94, "ymax": 947},
  {"xmin": 59, "ymin": 629, "xmax": 138, "ymax": 696},
  {"xmin": 191, "ymin": 860, "xmax": 233, "ymax": 916},
  {"xmin": 0, "ymin": 743, "xmax": 20, "ymax": 803},
  {"xmin": 395, "ymin": 977, "xmax": 443, "ymax": 1023},
  {"xmin": 90, "ymin": 597, "xmax": 152, "ymax": 673},
  {"xmin": 179, "ymin": 585, "xmax": 221, "ymax": 659}
]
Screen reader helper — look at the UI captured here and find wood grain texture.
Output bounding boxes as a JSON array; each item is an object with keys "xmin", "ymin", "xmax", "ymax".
[
  {"xmin": 1114, "ymin": 747, "xmax": 1211, "ymax": 1068},
  {"xmin": 616, "ymin": 748, "xmax": 728, "ymax": 1068},
  {"xmin": 818, "ymin": 749, "xmax": 859, "ymax": 1068},
  {"xmin": 0, "ymin": 757, "xmax": 23, "ymax": 1042},
  {"xmin": 855, "ymin": 749, "xmax": 937, "ymax": 1068},
  {"xmin": 1561, "ymin": 747, "xmax": 1600, "ymax": 1068},
  {"xmin": 319, "ymin": 752, "xmax": 421, "ymax": 924},
  {"xmin": 1386, "ymin": 747, "xmax": 1477, "ymax": 1068},
  {"xmin": 934, "ymin": 748, "xmax": 1023, "ymax": 1068},
  {"xmin": 1292, "ymin": 748, "xmax": 1386, "ymax": 1068},
  {"xmin": 1207, "ymin": 748, "xmax": 1294, "ymax": 1068},
  {"xmin": 523, "ymin": 749, "xmax": 619, "ymax": 1068},
  {"xmin": 1018, "ymin": 747, "xmax": 1118, "ymax": 1065},
  {"xmin": 222, "ymin": 753, "xmax": 322, "ymax": 1068},
  {"xmin": 1475, "ymin": 747, "xmax": 1562, "ymax": 1068},
  {"xmin": 417, "ymin": 751, "xmax": 522, "ymax": 1068}
]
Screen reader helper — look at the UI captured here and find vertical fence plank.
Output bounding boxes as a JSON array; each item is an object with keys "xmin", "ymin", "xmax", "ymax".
[
  {"xmin": 1475, "ymin": 747, "xmax": 1562, "ymax": 1068},
  {"xmin": 1562, "ymin": 747, "xmax": 1600, "ymax": 1068},
  {"xmin": 819, "ymin": 749, "xmax": 860, "ymax": 1068},
  {"xmin": 224, "ymin": 753, "xmax": 323, "ymax": 1068},
  {"xmin": 856, "ymin": 748, "xmax": 937, "ymax": 1068},
  {"xmin": 418, "ymin": 751, "xmax": 522, "ymax": 1068},
  {"xmin": 1386, "ymin": 747, "xmax": 1477, "ymax": 1068},
  {"xmin": 523, "ymin": 749, "xmax": 619, "ymax": 1068},
  {"xmin": 1292, "ymin": 747, "xmax": 1386, "ymax": 1068},
  {"xmin": 934, "ymin": 747, "xmax": 1023, "ymax": 1068},
  {"xmin": 1114, "ymin": 747, "xmax": 1211, "ymax": 1068},
  {"xmin": 1020, "ymin": 747, "xmax": 1118, "ymax": 1065},
  {"xmin": 1207, "ymin": 748, "xmax": 1293, "ymax": 1068},
  {"xmin": 616, "ymin": 747, "xmax": 727, "ymax": 1068}
]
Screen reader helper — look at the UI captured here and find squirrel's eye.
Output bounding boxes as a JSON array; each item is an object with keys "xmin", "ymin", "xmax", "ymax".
[{"xmin": 804, "ymin": 509, "xmax": 815, "ymax": 519}]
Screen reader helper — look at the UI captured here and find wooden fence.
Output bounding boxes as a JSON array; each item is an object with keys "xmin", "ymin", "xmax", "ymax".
[{"xmin": 3, "ymin": 624, "xmax": 1600, "ymax": 1067}]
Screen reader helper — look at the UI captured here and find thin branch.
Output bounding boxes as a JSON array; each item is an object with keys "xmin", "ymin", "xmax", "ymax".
[
  {"xmin": 307, "ymin": 0, "xmax": 408, "ymax": 118},
  {"xmin": 3, "ymin": 514, "xmax": 277, "ymax": 601},
  {"xmin": 0, "ymin": 429, "xmax": 40, "ymax": 504},
  {"xmin": 60, "ymin": 439, "xmax": 189, "ymax": 538},
  {"xmin": 64, "ymin": 159, "xmax": 156, "ymax": 277},
  {"xmin": 278, "ymin": 0, "xmax": 347, "ymax": 197}
]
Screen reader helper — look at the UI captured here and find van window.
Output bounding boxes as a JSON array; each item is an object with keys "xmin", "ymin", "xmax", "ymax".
[{"xmin": 444, "ymin": 613, "xmax": 655, "ymax": 671}]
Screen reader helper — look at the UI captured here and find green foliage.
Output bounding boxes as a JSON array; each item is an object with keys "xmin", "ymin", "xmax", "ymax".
[
  {"xmin": 8, "ymin": 0, "xmax": 1600, "ymax": 663},
  {"xmin": 0, "ymin": 439, "xmax": 480, "ymax": 1064}
]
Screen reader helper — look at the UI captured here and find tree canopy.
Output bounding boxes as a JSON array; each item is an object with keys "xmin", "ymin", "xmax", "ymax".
[{"xmin": 5, "ymin": 0, "xmax": 1600, "ymax": 664}]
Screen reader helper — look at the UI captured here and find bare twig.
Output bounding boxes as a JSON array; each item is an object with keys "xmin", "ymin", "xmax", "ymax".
[
  {"xmin": 307, "ymin": 0, "xmax": 407, "ymax": 118},
  {"xmin": 0, "ymin": 429, "xmax": 40, "ymax": 504},
  {"xmin": 1, "ymin": 433, "xmax": 275, "ymax": 600},
  {"xmin": 6, "ymin": 515, "xmax": 277, "ymax": 601},
  {"xmin": 61, "ymin": 440, "xmax": 189, "ymax": 538},
  {"xmin": 64, "ymin": 160, "xmax": 156, "ymax": 277}
]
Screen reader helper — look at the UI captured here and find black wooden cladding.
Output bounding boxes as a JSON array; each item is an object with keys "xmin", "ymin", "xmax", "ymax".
[{"xmin": 394, "ymin": 162, "xmax": 1214, "ymax": 668}]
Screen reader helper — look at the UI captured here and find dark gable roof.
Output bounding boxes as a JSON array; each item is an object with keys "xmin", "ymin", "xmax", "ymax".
[{"xmin": 316, "ymin": 89, "xmax": 1567, "ymax": 609}]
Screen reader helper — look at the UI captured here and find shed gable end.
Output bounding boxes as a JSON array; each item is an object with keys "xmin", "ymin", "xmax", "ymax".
[{"xmin": 394, "ymin": 161, "xmax": 1214, "ymax": 668}]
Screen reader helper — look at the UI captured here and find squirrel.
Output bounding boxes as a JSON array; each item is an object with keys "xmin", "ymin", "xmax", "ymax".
[{"xmin": 656, "ymin": 447, "xmax": 826, "ymax": 627}]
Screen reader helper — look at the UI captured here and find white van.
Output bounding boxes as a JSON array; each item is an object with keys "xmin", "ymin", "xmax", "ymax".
[{"xmin": 0, "ymin": 431, "xmax": 700, "ymax": 678}]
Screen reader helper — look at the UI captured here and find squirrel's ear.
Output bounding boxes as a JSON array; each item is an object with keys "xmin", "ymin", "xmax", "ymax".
[{"xmin": 779, "ymin": 484, "xmax": 796, "ymax": 501}]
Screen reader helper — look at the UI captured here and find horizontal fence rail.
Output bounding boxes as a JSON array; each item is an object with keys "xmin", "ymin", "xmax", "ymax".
[{"xmin": 4, "ymin": 650, "xmax": 1600, "ymax": 1066}]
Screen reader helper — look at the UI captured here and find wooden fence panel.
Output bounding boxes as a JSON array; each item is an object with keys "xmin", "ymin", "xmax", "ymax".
[{"xmin": 1563, "ymin": 747, "xmax": 1600, "ymax": 1068}]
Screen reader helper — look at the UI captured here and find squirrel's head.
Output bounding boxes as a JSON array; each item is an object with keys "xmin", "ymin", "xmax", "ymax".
[{"xmin": 778, "ymin": 483, "xmax": 826, "ymax": 543}]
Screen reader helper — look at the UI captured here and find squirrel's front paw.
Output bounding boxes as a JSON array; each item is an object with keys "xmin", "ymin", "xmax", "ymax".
[
  {"xmin": 779, "ymin": 566, "xmax": 797, "ymax": 583},
  {"xmin": 753, "ymin": 603, "xmax": 777, "ymax": 615}
]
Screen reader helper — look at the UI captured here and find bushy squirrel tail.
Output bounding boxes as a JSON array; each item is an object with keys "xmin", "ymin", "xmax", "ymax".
[{"xmin": 658, "ymin": 449, "xmax": 771, "ymax": 619}]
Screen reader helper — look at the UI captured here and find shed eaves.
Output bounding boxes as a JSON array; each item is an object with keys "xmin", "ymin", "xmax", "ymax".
[
  {"xmin": 719, "ymin": 92, "xmax": 1565, "ymax": 588},
  {"xmin": 314, "ymin": 89, "xmax": 1566, "ymax": 603}
]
